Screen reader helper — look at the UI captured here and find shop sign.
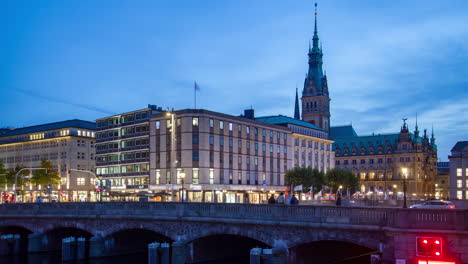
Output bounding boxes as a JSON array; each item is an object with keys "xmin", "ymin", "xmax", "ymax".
[
  {"xmin": 126, "ymin": 184, "xmax": 148, "ymax": 189},
  {"xmin": 190, "ymin": 185, "xmax": 202, "ymax": 191}
]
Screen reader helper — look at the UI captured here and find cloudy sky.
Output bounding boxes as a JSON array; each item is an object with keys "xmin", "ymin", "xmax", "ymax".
[{"xmin": 1, "ymin": 0, "xmax": 467, "ymax": 159}]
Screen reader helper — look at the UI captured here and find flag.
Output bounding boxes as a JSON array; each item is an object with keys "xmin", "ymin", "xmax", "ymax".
[
  {"xmin": 194, "ymin": 81, "xmax": 200, "ymax": 91},
  {"xmin": 294, "ymin": 185, "xmax": 303, "ymax": 191}
]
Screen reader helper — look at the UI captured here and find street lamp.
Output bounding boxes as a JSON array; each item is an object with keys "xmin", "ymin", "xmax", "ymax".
[
  {"xmin": 179, "ymin": 170, "xmax": 186, "ymax": 202},
  {"xmin": 401, "ymin": 167, "xmax": 408, "ymax": 208}
]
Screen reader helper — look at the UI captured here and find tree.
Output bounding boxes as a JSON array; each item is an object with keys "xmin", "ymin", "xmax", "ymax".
[
  {"xmin": 31, "ymin": 160, "xmax": 60, "ymax": 187},
  {"xmin": 7, "ymin": 165, "xmax": 30, "ymax": 187},
  {"xmin": 0, "ymin": 160, "xmax": 7, "ymax": 186},
  {"xmin": 326, "ymin": 168, "xmax": 359, "ymax": 195},
  {"xmin": 285, "ymin": 167, "xmax": 326, "ymax": 194}
]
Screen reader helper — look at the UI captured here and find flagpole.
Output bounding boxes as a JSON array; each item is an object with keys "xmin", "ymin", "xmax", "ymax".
[{"xmin": 194, "ymin": 81, "xmax": 197, "ymax": 109}]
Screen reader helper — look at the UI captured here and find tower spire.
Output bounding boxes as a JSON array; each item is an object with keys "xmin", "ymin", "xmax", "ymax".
[
  {"xmin": 294, "ymin": 86, "xmax": 300, "ymax": 119},
  {"xmin": 312, "ymin": 3, "xmax": 319, "ymax": 50},
  {"xmin": 431, "ymin": 124, "xmax": 435, "ymax": 145},
  {"xmin": 414, "ymin": 112, "xmax": 420, "ymax": 137}
]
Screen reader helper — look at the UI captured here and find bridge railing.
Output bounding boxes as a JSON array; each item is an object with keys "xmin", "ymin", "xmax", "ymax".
[{"xmin": 0, "ymin": 202, "xmax": 466, "ymax": 231}]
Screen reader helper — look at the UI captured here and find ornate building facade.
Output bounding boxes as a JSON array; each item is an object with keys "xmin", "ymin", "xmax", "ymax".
[
  {"xmin": 295, "ymin": 5, "xmax": 331, "ymax": 133},
  {"xmin": 331, "ymin": 120, "xmax": 438, "ymax": 199}
]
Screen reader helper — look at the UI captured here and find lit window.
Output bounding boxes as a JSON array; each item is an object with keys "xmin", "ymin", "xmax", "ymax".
[
  {"xmin": 61, "ymin": 177, "xmax": 67, "ymax": 185},
  {"xmin": 466, "ymin": 168, "xmax": 468, "ymax": 177},
  {"xmin": 192, "ymin": 117, "xmax": 199, "ymax": 127},
  {"xmin": 360, "ymin": 172, "xmax": 366, "ymax": 180},
  {"xmin": 209, "ymin": 169, "xmax": 214, "ymax": 184},
  {"xmin": 193, "ymin": 169, "xmax": 199, "ymax": 184},
  {"xmin": 219, "ymin": 121, "xmax": 224, "ymax": 129},
  {"xmin": 87, "ymin": 131, "xmax": 91, "ymax": 137},
  {"xmin": 91, "ymin": 132, "xmax": 95, "ymax": 138},
  {"xmin": 457, "ymin": 191, "xmax": 462, "ymax": 199},
  {"xmin": 78, "ymin": 130, "xmax": 82, "ymax": 136},
  {"xmin": 77, "ymin": 177, "xmax": 85, "ymax": 186},
  {"xmin": 369, "ymin": 172, "xmax": 375, "ymax": 179},
  {"xmin": 457, "ymin": 168, "xmax": 462, "ymax": 177},
  {"xmin": 166, "ymin": 119, "xmax": 172, "ymax": 128},
  {"xmin": 156, "ymin": 121, "xmax": 160, "ymax": 129},
  {"xmin": 457, "ymin": 180, "xmax": 462, "ymax": 188},
  {"xmin": 156, "ymin": 169, "xmax": 160, "ymax": 184},
  {"xmin": 229, "ymin": 123, "xmax": 233, "ymax": 131}
]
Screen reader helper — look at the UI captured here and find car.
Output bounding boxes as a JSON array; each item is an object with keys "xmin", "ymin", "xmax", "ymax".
[{"xmin": 410, "ymin": 200, "xmax": 455, "ymax": 209}]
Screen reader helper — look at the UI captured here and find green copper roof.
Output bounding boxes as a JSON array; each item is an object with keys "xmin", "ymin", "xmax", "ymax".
[
  {"xmin": 330, "ymin": 125, "xmax": 357, "ymax": 138},
  {"xmin": 256, "ymin": 115, "xmax": 324, "ymax": 131}
]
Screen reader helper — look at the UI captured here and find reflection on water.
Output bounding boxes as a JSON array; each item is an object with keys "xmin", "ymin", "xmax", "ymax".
[{"xmin": 0, "ymin": 253, "xmax": 248, "ymax": 264}]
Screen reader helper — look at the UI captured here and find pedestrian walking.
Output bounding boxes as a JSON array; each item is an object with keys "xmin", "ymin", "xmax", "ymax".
[
  {"xmin": 336, "ymin": 192, "xmax": 342, "ymax": 206},
  {"xmin": 277, "ymin": 192, "xmax": 285, "ymax": 204},
  {"xmin": 290, "ymin": 194, "xmax": 299, "ymax": 205},
  {"xmin": 268, "ymin": 194, "xmax": 276, "ymax": 204}
]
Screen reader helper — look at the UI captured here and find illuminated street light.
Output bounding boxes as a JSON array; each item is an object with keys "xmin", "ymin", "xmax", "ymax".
[
  {"xmin": 179, "ymin": 169, "xmax": 186, "ymax": 202},
  {"xmin": 401, "ymin": 167, "xmax": 408, "ymax": 208}
]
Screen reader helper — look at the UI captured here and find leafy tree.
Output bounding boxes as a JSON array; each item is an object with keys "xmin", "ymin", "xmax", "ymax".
[
  {"xmin": 285, "ymin": 167, "xmax": 326, "ymax": 194},
  {"xmin": 326, "ymin": 168, "xmax": 359, "ymax": 195},
  {"xmin": 31, "ymin": 160, "xmax": 60, "ymax": 187},
  {"xmin": 7, "ymin": 165, "xmax": 30, "ymax": 187},
  {"xmin": 0, "ymin": 160, "xmax": 7, "ymax": 186}
]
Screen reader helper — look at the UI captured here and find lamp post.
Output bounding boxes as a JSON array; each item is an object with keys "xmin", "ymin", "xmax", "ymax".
[
  {"xmin": 402, "ymin": 167, "xmax": 408, "ymax": 208},
  {"xmin": 179, "ymin": 170, "xmax": 186, "ymax": 202},
  {"xmin": 14, "ymin": 168, "xmax": 47, "ymax": 203},
  {"xmin": 167, "ymin": 110, "xmax": 176, "ymax": 201}
]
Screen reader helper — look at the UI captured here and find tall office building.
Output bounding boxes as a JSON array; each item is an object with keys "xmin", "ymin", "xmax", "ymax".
[
  {"xmin": 0, "ymin": 120, "xmax": 96, "ymax": 202},
  {"xmin": 449, "ymin": 141, "xmax": 468, "ymax": 200}
]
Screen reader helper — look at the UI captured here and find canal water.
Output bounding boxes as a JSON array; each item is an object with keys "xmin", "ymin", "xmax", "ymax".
[{"xmin": 0, "ymin": 252, "xmax": 247, "ymax": 264}]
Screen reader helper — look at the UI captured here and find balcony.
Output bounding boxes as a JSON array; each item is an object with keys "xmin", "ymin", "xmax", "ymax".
[
  {"xmin": 120, "ymin": 131, "xmax": 149, "ymax": 139},
  {"xmin": 120, "ymin": 144, "xmax": 150, "ymax": 152}
]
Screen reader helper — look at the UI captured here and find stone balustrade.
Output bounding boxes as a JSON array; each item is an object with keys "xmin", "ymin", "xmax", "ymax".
[{"xmin": 0, "ymin": 202, "xmax": 466, "ymax": 231}]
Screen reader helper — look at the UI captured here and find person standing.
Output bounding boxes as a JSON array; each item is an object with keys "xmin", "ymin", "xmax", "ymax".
[
  {"xmin": 336, "ymin": 192, "xmax": 342, "ymax": 206},
  {"xmin": 277, "ymin": 192, "xmax": 285, "ymax": 204},
  {"xmin": 290, "ymin": 194, "xmax": 299, "ymax": 205},
  {"xmin": 268, "ymin": 194, "xmax": 276, "ymax": 204}
]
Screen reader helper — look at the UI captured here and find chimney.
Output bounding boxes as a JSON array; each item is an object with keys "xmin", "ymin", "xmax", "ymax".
[{"xmin": 244, "ymin": 109, "xmax": 255, "ymax": 119}]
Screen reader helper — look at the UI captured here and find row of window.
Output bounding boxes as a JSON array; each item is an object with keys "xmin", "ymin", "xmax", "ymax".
[
  {"xmin": 96, "ymin": 138, "xmax": 149, "ymax": 151},
  {"xmin": 156, "ymin": 118, "xmax": 288, "ymax": 140},
  {"xmin": 456, "ymin": 179, "xmax": 468, "ymax": 188},
  {"xmin": 455, "ymin": 191, "xmax": 468, "ymax": 200},
  {"xmin": 96, "ymin": 163, "xmax": 150, "ymax": 175},
  {"xmin": 156, "ymin": 169, "xmax": 282, "ymax": 186},
  {"xmin": 456, "ymin": 168, "xmax": 468, "ymax": 177},
  {"xmin": 97, "ymin": 112, "xmax": 149, "ymax": 128}
]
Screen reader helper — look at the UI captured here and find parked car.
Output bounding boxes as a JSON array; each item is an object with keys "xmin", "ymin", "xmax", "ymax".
[{"xmin": 410, "ymin": 200, "xmax": 455, "ymax": 209}]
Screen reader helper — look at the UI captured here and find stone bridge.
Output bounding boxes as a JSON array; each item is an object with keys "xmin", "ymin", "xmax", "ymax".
[{"xmin": 0, "ymin": 202, "xmax": 467, "ymax": 263}]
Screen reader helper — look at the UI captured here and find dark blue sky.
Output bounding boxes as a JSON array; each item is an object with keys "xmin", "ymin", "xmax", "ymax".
[{"xmin": 1, "ymin": 0, "xmax": 467, "ymax": 159}]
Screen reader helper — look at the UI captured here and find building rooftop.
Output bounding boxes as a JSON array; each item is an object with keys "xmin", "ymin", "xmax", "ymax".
[
  {"xmin": 330, "ymin": 125, "xmax": 357, "ymax": 138},
  {"xmin": 0, "ymin": 119, "xmax": 95, "ymax": 137},
  {"xmin": 255, "ymin": 115, "xmax": 325, "ymax": 131},
  {"xmin": 451, "ymin": 141, "xmax": 468, "ymax": 152}
]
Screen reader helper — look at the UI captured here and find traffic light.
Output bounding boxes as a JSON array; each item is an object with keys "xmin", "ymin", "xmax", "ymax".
[
  {"xmin": 67, "ymin": 168, "xmax": 72, "ymax": 174},
  {"xmin": 417, "ymin": 237, "xmax": 443, "ymax": 257},
  {"xmin": 46, "ymin": 168, "xmax": 51, "ymax": 173}
]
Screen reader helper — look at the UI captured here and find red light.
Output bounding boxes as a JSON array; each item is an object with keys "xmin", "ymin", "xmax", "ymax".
[
  {"xmin": 435, "ymin": 240, "xmax": 440, "ymax": 245},
  {"xmin": 417, "ymin": 261, "xmax": 456, "ymax": 264},
  {"xmin": 435, "ymin": 252, "xmax": 441, "ymax": 256},
  {"xmin": 423, "ymin": 239, "xmax": 428, "ymax": 244}
]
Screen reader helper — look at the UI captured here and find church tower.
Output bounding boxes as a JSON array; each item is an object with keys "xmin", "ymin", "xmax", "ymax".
[{"xmin": 301, "ymin": 3, "xmax": 330, "ymax": 132}]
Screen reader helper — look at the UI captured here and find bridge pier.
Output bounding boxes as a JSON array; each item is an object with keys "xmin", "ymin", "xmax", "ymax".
[
  {"xmin": 89, "ymin": 236, "xmax": 105, "ymax": 258},
  {"xmin": 171, "ymin": 240, "xmax": 187, "ymax": 264},
  {"xmin": 0, "ymin": 234, "xmax": 20, "ymax": 255},
  {"xmin": 27, "ymin": 233, "xmax": 47, "ymax": 253},
  {"xmin": 148, "ymin": 242, "xmax": 160, "ymax": 264}
]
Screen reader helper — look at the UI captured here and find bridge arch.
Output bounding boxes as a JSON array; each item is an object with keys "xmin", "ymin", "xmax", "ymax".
[
  {"xmin": 104, "ymin": 228, "xmax": 173, "ymax": 255},
  {"xmin": 187, "ymin": 233, "xmax": 270, "ymax": 263},
  {"xmin": 42, "ymin": 226, "xmax": 93, "ymax": 251}
]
